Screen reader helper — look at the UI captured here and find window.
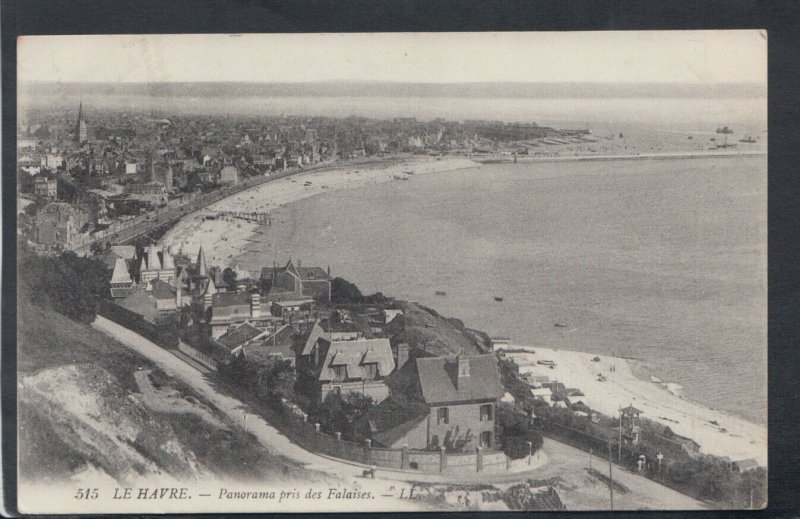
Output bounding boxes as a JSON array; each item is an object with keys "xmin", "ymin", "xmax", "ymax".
[
  {"xmin": 431, "ymin": 435, "xmax": 439, "ymax": 448},
  {"xmin": 364, "ymin": 363, "xmax": 379, "ymax": 380},
  {"xmin": 437, "ymin": 407, "xmax": 449, "ymax": 425},
  {"xmin": 333, "ymin": 365, "xmax": 347, "ymax": 381},
  {"xmin": 332, "ymin": 386, "xmax": 341, "ymax": 396},
  {"xmin": 480, "ymin": 404, "xmax": 493, "ymax": 422},
  {"xmin": 480, "ymin": 431, "xmax": 492, "ymax": 448}
]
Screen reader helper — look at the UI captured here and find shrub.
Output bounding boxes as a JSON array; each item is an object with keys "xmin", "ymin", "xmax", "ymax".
[{"xmin": 501, "ymin": 422, "xmax": 543, "ymax": 459}]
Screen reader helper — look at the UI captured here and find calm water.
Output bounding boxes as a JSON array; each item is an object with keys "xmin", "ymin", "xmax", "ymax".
[{"xmin": 240, "ymin": 156, "xmax": 767, "ymax": 425}]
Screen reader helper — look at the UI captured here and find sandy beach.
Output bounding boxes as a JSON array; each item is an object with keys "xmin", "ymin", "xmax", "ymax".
[
  {"xmin": 502, "ymin": 346, "xmax": 767, "ymax": 466},
  {"xmin": 162, "ymin": 156, "xmax": 479, "ymax": 269},
  {"xmin": 161, "ymin": 149, "xmax": 766, "ymax": 468}
]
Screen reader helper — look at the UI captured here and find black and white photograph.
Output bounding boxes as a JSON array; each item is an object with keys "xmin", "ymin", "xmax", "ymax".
[{"xmin": 13, "ymin": 31, "xmax": 767, "ymax": 513}]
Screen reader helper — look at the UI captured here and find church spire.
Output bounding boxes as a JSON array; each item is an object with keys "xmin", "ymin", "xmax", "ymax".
[{"xmin": 196, "ymin": 247, "xmax": 208, "ymax": 276}]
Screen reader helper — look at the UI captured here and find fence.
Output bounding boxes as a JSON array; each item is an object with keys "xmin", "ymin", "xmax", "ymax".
[
  {"xmin": 177, "ymin": 340, "xmax": 219, "ymax": 371},
  {"xmin": 257, "ymin": 398, "xmax": 510, "ymax": 474},
  {"xmin": 95, "ymin": 297, "xmax": 179, "ymax": 350}
]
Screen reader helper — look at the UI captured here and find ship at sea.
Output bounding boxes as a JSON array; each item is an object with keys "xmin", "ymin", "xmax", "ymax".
[
  {"xmin": 739, "ymin": 135, "xmax": 757, "ymax": 143},
  {"xmin": 716, "ymin": 126, "xmax": 734, "ymax": 134}
]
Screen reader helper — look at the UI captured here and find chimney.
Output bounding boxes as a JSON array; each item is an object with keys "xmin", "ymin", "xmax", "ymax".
[
  {"xmin": 397, "ymin": 343, "xmax": 409, "ymax": 369},
  {"xmin": 457, "ymin": 354, "xmax": 471, "ymax": 392},
  {"xmin": 251, "ymin": 293, "xmax": 261, "ymax": 319}
]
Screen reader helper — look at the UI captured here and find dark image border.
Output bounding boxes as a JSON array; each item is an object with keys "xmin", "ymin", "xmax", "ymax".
[{"xmin": 3, "ymin": 1, "xmax": 799, "ymax": 517}]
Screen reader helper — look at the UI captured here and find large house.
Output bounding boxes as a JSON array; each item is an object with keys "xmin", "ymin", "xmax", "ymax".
[
  {"xmin": 261, "ymin": 259, "xmax": 332, "ymax": 302},
  {"xmin": 208, "ymin": 291, "xmax": 279, "ymax": 338},
  {"xmin": 303, "ymin": 332, "xmax": 395, "ymax": 404},
  {"xmin": 366, "ymin": 353, "xmax": 504, "ymax": 451}
]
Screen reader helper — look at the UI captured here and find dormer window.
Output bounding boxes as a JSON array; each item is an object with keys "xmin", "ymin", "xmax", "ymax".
[
  {"xmin": 333, "ymin": 365, "xmax": 347, "ymax": 381},
  {"xmin": 364, "ymin": 362, "xmax": 379, "ymax": 380}
]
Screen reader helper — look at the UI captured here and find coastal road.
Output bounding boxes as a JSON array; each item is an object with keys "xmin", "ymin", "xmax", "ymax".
[
  {"xmin": 535, "ymin": 438, "xmax": 705, "ymax": 510},
  {"xmin": 92, "ymin": 316, "xmax": 706, "ymax": 509}
]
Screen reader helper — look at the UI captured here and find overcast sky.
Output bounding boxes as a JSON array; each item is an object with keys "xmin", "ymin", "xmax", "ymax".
[{"xmin": 18, "ymin": 31, "xmax": 767, "ymax": 85}]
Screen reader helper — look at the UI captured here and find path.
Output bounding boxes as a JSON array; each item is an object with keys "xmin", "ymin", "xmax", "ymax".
[
  {"xmin": 92, "ymin": 316, "xmax": 706, "ymax": 509},
  {"xmin": 535, "ymin": 438, "xmax": 705, "ymax": 510}
]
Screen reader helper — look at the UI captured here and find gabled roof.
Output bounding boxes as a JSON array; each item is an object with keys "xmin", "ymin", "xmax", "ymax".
[
  {"xmin": 318, "ymin": 338, "xmax": 395, "ymax": 383},
  {"xmin": 415, "ymin": 354, "xmax": 503, "ymax": 405},
  {"xmin": 110, "ymin": 257, "xmax": 133, "ymax": 284},
  {"xmin": 217, "ymin": 322, "xmax": 266, "ymax": 349}
]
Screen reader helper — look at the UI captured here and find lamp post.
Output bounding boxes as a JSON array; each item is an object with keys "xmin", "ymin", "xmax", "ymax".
[
  {"xmin": 527, "ymin": 441, "xmax": 533, "ymax": 465},
  {"xmin": 657, "ymin": 452, "xmax": 664, "ymax": 479}
]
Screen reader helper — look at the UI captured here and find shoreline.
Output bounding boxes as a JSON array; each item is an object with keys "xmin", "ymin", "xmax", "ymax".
[
  {"xmin": 471, "ymin": 149, "xmax": 766, "ymax": 164},
  {"xmin": 162, "ymin": 156, "xmax": 480, "ymax": 269},
  {"xmin": 500, "ymin": 345, "xmax": 766, "ymax": 466},
  {"xmin": 160, "ymin": 150, "xmax": 766, "ymax": 465}
]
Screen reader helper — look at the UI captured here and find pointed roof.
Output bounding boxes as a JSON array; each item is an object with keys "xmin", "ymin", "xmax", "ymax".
[
  {"xmin": 110, "ymin": 257, "xmax": 132, "ymax": 284},
  {"xmin": 196, "ymin": 247, "xmax": 208, "ymax": 276},
  {"xmin": 162, "ymin": 251, "xmax": 175, "ymax": 270}
]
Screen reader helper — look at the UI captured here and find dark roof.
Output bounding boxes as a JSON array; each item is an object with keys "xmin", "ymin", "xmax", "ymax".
[
  {"xmin": 149, "ymin": 279, "xmax": 176, "ymax": 300},
  {"xmin": 217, "ymin": 322, "xmax": 265, "ymax": 349},
  {"xmin": 415, "ymin": 354, "xmax": 503, "ymax": 404},
  {"xmin": 245, "ymin": 325, "xmax": 298, "ymax": 364},
  {"xmin": 368, "ymin": 402, "xmax": 429, "ymax": 448},
  {"xmin": 296, "ymin": 266, "xmax": 331, "ymax": 281},
  {"xmin": 621, "ymin": 405, "xmax": 643, "ymax": 415},
  {"xmin": 212, "ymin": 291, "xmax": 252, "ymax": 308}
]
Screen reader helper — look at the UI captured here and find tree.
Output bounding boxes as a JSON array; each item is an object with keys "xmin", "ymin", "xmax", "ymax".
[
  {"xmin": 331, "ymin": 277, "xmax": 363, "ymax": 303},
  {"xmin": 222, "ymin": 267, "xmax": 238, "ymax": 290},
  {"xmin": 442, "ymin": 426, "xmax": 475, "ymax": 453}
]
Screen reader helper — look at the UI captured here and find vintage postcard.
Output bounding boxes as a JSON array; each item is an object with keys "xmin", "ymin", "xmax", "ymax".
[{"xmin": 15, "ymin": 31, "xmax": 766, "ymax": 513}]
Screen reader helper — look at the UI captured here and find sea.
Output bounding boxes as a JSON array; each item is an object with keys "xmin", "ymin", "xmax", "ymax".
[
  {"xmin": 27, "ymin": 91, "xmax": 767, "ymax": 424},
  {"xmin": 238, "ymin": 153, "xmax": 767, "ymax": 426}
]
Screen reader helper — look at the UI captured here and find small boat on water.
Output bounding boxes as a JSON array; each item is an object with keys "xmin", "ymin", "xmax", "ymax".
[
  {"xmin": 494, "ymin": 297, "xmax": 504, "ymax": 302},
  {"xmin": 403, "ymin": 170, "xmax": 415, "ymax": 175},
  {"xmin": 554, "ymin": 323, "xmax": 567, "ymax": 328},
  {"xmin": 435, "ymin": 290, "xmax": 446, "ymax": 296},
  {"xmin": 740, "ymin": 135, "xmax": 757, "ymax": 143}
]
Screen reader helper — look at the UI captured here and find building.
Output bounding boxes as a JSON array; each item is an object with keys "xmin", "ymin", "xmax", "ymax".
[
  {"xmin": 310, "ymin": 337, "xmax": 395, "ymax": 404},
  {"xmin": 76, "ymin": 100, "xmax": 88, "ymax": 144},
  {"xmin": 109, "ymin": 257, "xmax": 135, "ymax": 298},
  {"xmin": 137, "ymin": 245, "xmax": 177, "ymax": 287},
  {"xmin": 242, "ymin": 324, "xmax": 298, "ymax": 367},
  {"xmin": 219, "ymin": 165, "xmax": 239, "ymax": 184},
  {"xmin": 34, "ymin": 176, "xmax": 57, "ymax": 198},
  {"xmin": 262, "ymin": 259, "xmax": 332, "ymax": 302},
  {"xmin": 208, "ymin": 291, "xmax": 278, "ymax": 338},
  {"xmin": 33, "ymin": 202, "xmax": 87, "ymax": 247},
  {"xmin": 216, "ymin": 322, "xmax": 271, "ymax": 356},
  {"xmin": 299, "ymin": 320, "xmax": 364, "ymax": 369},
  {"xmin": 377, "ymin": 354, "xmax": 504, "ymax": 451},
  {"xmin": 126, "ymin": 181, "xmax": 167, "ymax": 204}
]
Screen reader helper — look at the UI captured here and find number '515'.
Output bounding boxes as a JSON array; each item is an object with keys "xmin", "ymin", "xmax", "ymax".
[{"xmin": 75, "ymin": 488, "xmax": 99, "ymax": 499}]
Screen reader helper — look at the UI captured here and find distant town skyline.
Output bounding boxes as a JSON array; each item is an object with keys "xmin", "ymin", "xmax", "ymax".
[{"xmin": 18, "ymin": 31, "xmax": 767, "ymax": 86}]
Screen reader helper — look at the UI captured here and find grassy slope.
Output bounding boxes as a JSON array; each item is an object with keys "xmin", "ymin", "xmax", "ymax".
[{"xmin": 17, "ymin": 293, "xmax": 307, "ymax": 484}]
